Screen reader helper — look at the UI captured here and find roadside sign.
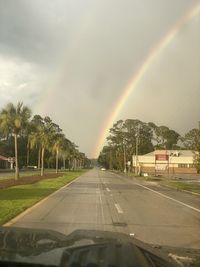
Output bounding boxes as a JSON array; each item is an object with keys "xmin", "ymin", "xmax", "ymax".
[
  {"xmin": 8, "ymin": 157, "xmax": 15, "ymax": 163},
  {"xmin": 155, "ymin": 154, "xmax": 169, "ymax": 161}
]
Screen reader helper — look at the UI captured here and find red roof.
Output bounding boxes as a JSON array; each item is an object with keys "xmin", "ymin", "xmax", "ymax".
[{"xmin": 0, "ymin": 155, "xmax": 8, "ymax": 161}]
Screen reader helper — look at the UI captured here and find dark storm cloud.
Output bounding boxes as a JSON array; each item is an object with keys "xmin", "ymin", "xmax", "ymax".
[{"xmin": 0, "ymin": 0, "xmax": 94, "ymax": 65}]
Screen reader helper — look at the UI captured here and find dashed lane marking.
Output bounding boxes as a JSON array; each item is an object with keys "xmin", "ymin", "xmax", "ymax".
[
  {"xmin": 114, "ymin": 203, "xmax": 123, "ymax": 214},
  {"xmin": 130, "ymin": 233, "xmax": 135, "ymax": 237}
]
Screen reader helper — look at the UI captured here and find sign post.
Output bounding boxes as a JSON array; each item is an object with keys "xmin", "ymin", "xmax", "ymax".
[{"xmin": 8, "ymin": 157, "xmax": 15, "ymax": 170}]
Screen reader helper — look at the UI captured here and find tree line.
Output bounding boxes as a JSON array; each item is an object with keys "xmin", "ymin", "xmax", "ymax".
[
  {"xmin": 0, "ymin": 102, "xmax": 90, "ymax": 179},
  {"xmin": 98, "ymin": 119, "xmax": 200, "ymax": 172}
]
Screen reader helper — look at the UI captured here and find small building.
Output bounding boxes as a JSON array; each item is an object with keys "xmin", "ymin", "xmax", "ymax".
[
  {"xmin": 0, "ymin": 155, "xmax": 9, "ymax": 169},
  {"xmin": 132, "ymin": 150, "xmax": 197, "ymax": 175}
]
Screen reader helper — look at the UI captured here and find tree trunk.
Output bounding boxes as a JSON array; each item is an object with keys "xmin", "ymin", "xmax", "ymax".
[
  {"xmin": 26, "ymin": 140, "xmax": 30, "ymax": 166},
  {"xmin": 14, "ymin": 133, "xmax": 19, "ymax": 180},
  {"xmin": 56, "ymin": 148, "xmax": 59, "ymax": 173},
  {"xmin": 38, "ymin": 147, "xmax": 41, "ymax": 169},
  {"xmin": 63, "ymin": 156, "xmax": 66, "ymax": 170},
  {"xmin": 41, "ymin": 147, "xmax": 45, "ymax": 176}
]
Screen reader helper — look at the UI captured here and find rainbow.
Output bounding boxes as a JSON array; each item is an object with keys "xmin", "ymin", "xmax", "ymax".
[{"xmin": 93, "ymin": 1, "xmax": 200, "ymax": 158}]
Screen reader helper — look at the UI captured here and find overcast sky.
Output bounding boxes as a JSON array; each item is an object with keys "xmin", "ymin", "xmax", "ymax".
[{"xmin": 0, "ymin": 0, "xmax": 200, "ymax": 157}]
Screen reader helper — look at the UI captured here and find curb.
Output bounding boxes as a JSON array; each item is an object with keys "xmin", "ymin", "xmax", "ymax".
[{"xmin": 3, "ymin": 175, "xmax": 81, "ymax": 227}]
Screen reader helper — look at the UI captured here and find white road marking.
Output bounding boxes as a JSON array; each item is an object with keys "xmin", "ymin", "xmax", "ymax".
[
  {"xmin": 134, "ymin": 183, "xmax": 200, "ymax": 213},
  {"xmin": 99, "ymin": 192, "xmax": 105, "ymax": 229},
  {"xmin": 115, "ymin": 203, "xmax": 123, "ymax": 214},
  {"xmin": 106, "ymin": 187, "xmax": 110, "ymax": 192}
]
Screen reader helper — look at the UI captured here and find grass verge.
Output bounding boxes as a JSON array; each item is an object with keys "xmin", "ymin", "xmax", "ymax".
[
  {"xmin": 163, "ymin": 181, "xmax": 200, "ymax": 194},
  {"xmin": 0, "ymin": 170, "xmax": 86, "ymax": 225},
  {"xmin": 128, "ymin": 173, "xmax": 200, "ymax": 195}
]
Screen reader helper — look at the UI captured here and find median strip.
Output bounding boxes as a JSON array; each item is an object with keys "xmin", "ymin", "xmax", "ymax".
[{"xmin": 1, "ymin": 171, "xmax": 86, "ymax": 226}]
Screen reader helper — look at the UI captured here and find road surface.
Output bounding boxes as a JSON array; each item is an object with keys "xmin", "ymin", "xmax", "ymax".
[{"xmin": 10, "ymin": 169, "xmax": 200, "ymax": 249}]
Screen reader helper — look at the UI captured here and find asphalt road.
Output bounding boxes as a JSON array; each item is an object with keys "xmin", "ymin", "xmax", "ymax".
[{"xmin": 10, "ymin": 169, "xmax": 200, "ymax": 249}]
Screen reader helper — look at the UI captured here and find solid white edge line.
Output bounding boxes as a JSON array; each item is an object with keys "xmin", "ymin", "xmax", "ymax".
[
  {"xmin": 114, "ymin": 203, "xmax": 123, "ymax": 214},
  {"xmin": 134, "ymin": 182, "xmax": 200, "ymax": 213}
]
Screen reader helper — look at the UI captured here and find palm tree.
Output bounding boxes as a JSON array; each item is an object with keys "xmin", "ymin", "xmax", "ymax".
[
  {"xmin": 0, "ymin": 102, "xmax": 31, "ymax": 179},
  {"xmin": 40, "ymin": 117, "xmax": 60, "ymax": 176},
  {"xmin": 60, "ymin": 138, "xmax": 73, "ymax": 170},
  {"xmin": 53, "ymin": 133, "xmax": 65, "ymax": 173},
  {"xmin": 29, "ymin": 115, "xmax": 44, "ymax": 169}
]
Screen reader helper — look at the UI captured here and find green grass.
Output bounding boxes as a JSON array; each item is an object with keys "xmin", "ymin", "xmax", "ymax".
[
  {"xmin": 130, "ymin": 173, "xmax": 200, "ymax": 195},
  {"xmin": 163, "ymin": 181, "xmax": 200, "ymax": 194},
  {"xmin": 0, "ymin": 170, "xmax": 86, "ymax": 225}
]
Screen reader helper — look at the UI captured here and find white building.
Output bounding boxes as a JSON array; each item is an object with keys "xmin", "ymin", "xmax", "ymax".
[{"xmin": 132, "ymin": 150, "xmax": 197, "ymax": 175}]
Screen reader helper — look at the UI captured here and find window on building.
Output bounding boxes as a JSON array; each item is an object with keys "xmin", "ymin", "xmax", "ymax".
[{"xmin": 178, "ymin": 164, "xmax": 188, "ymax": 168}]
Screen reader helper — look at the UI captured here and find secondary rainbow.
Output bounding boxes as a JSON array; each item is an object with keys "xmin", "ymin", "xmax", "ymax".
[{"xmin": 93, "ymin": 1, "xmax": 200, "ymax": 158}]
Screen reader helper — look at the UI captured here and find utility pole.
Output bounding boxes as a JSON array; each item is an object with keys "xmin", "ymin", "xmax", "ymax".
[
  {"xmin": 135, "ymin": 128, "xmax": 140, "ymax": 175},
  {"xmin": 123, "ymin": 141, "xmax": 127, "ymax": 173},
  {"xmin": 135, "ymin": 133, "xmax": 139, "ymax": 175}
]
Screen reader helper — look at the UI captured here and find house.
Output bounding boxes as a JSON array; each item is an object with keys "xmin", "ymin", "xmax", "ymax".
[{"xmin": 132, "ymin": 150, "xmax": 197, "ymax": 175}]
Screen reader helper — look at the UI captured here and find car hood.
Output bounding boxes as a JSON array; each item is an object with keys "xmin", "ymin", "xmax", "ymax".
[{"xmin": 0, "ymin": 226, "xmax": 199, "ymax": 267}]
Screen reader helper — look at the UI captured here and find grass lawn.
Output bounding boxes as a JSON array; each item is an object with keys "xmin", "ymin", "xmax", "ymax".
[
  {"xmin": 163, "ymin": 181, "xmax": 200, "ymax": 194},
  {"xmin": 129, "ymin": 173, "xmax": 200, "ymax": 195},
  {"xmin": 0, "ymin": 170, "xmax": 86, "ymax": 225}
]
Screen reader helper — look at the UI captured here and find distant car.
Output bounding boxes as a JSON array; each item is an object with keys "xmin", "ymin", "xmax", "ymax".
[
  {"xmin": 101, "ymin": 167, "xmax": 106, "ymax": 171},
  {"xmin": 27, "ymin": 166, "xmax": 37, "ymax": 169}
]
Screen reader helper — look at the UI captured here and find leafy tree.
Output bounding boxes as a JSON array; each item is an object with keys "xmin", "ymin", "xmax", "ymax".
[
  {"xmin": 103, "ymin": 119, "xmax": 154, "ymax": 171},
  {"xmin": 182, "ymin": 128, "xmax": 199, "ymax": 150},
  {"xmin": 183, "ymin": 128, "xmax": 200, "ymax": 173},
  {"xmin": 99, "ymin": 119, "xmax": 182, "ymax": 171},
  {"xmin": 152, "ymin": 125, "xmax": 180, "ymax": 149}
]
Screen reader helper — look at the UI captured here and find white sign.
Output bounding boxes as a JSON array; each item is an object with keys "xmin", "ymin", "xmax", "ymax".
[
  {"xmin": 155, "ymin": 164, "xmax": 168, "ymax": 171},
  {"xmin": 8, "ymin": 157, "xmax": 15, "ymax": 163}
]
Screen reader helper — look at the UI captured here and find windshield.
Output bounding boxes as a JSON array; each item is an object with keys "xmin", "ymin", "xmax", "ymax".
[{"xmin": 0, "ymin": 0, "xmax": 200, "ymax": 265}]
